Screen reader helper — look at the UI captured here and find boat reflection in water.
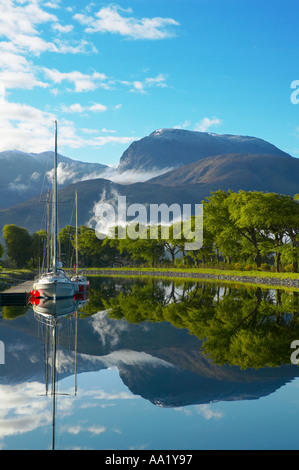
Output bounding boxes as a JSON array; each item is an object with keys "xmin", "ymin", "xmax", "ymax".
[
  {"xmin": 30, "ymin": 294, "xmax": 88, "ymax": 450},
  {"xmin": 30, "ymin": 292, "xmax": 88, "ymax": 317}
]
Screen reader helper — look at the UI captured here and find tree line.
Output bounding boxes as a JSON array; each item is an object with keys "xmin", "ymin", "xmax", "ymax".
[{"xmin": 1, "ymin": 190, "xmax": 298, "ymax": 272}]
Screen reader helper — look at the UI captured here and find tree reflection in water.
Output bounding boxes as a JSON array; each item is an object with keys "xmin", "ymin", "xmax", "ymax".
[
  {"xmin": 100, "ymin": 278, "xmax": 299, "ymax": 369},
  {"xmin": 4, "ymin": 277, "xmax": 297, "ymax": 370}
]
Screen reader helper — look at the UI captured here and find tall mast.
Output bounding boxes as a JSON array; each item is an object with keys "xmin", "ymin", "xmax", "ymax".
[
  {"xmin": 75, "ymin": 190, "xmax": 78, "ymax": 275},
  {"xmin": 52, "ymin": 322, "xmax": 57, "ymax": 451},
  {"xmin": 47, "ymin": 189, "xmax": 51, "ymax": 270},
  {"xmin": 53, "ymin": 120, "xmax": 58, "ymax": 273}
]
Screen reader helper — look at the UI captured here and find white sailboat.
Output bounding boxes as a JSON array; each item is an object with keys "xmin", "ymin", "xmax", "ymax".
[{"xmin": 32, "ymin": 121, "xmax": 75, "ymax": 300}]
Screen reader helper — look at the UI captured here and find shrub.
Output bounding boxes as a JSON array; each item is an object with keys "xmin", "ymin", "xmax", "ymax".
[{"xmin": 283, "ymin": 264, "xmax": 293, "ymax": 272}]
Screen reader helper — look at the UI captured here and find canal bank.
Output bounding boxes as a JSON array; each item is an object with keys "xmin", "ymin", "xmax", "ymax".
[{"xmin": 83, "ymin": 268, "xmax": 299, "ymax": 290}]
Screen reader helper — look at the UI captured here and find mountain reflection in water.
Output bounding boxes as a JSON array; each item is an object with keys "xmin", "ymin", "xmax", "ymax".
[
  {"xmin": 1, "ymin": 277, "xmax": 299, "ymax": 405},
  {"xmin": 0, "ymin": 276, "xmax": 299, "ymax": 449}
]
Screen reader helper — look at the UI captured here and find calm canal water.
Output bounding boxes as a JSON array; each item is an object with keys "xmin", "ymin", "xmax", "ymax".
[{"xmin": 0, "ymin": 276, "xmax": 299, "ymax": 450}]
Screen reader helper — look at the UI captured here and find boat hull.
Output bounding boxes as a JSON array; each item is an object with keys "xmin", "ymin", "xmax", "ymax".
[
  {"xmin": 32, "ymin": 297, "xmax": 78, "ymax": 316},
  {"xmin": 71, "ymin": 276, "xmax": 89, "ymax": 293},
  {"xmin": 77, "ymin": 281, "xmax": 89, "ymax": 292},
  {"xmin": 33, "ymin": 279, "xmax": 75, "ymax": 299}
]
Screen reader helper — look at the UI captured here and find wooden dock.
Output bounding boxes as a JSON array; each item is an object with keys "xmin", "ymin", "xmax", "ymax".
[{"xmin": 0, "ymin": 281, "xmax": 33, "ymax": 305}]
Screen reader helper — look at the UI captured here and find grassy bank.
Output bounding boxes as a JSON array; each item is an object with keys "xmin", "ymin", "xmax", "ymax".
[
  {"xmin": 85, "ymin": 266, "xmax": 299, "ymax": 279},
  {"xmin": 82, "ymin": 266, "xmax": 299, "ymax": 291},
  {"xmin": 0, "ymin": 269, "xmax": 34, "ymax": 291}
]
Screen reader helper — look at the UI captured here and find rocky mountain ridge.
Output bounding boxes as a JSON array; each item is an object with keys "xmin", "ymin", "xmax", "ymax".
[{"xmin": 118, "ymin": 128, "xmax": 291, "ymax": 172}]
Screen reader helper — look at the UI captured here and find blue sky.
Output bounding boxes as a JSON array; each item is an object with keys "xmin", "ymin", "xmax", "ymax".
[{"xmin": 1, "ymin": 0, "xmax": 299, "ymax": 166}]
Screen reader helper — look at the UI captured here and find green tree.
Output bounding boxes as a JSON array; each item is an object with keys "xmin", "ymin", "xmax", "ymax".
[
  {"xmin": 110, "ymin": 224, "xmax": 165, "ymax": 266},
  {"xmin": 77, "ymin": 225, "xmax": 103, "ymax": 267},
  {"xmin": 3, "ymin": 224, "xmax": 33, "ymax": 268},
  {"xmin": 203, "ymin": 190, "xmax": 299, "ymax": 271},
  {"xmin": 31, "ymin": 230, "xmax": 46, "ymax": 269},
  {"xmin": 226, "ymin": 191, "xmax": 269, "ymax": 267},
  {"xmin": 59, "ymin": 225, "xmax": 76, "ymax": 268},
  {"xmin": 203, "ymin": 190, "xmax": 242, "ymax": 264}
]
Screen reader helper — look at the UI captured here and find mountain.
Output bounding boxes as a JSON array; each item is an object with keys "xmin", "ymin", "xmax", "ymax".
[
  {"xmin": 147, "ymin": 152, "xmax": 299, "ymax": 195},
  {"xmin": 0, "ymin": 152, "xmax": 298, "ymax": 236},
  {"xmin": 118, "ymin": 129, "xmax": 291, "ymax": 172},
  {"xmin": 0, "ymin": 129, "xmax": 298, "ymax": 234},
  {"xmin": 0, "ymin": 150, "xmax": 107, "ymax": 209}
]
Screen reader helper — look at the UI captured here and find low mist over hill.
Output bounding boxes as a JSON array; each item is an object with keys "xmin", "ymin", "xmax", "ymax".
[{"xmin": 0, "ymin": 150, "xmax": 107, "ymax": 209}]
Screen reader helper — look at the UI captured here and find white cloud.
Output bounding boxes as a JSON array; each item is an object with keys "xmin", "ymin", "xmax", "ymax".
[
  {"xmin": 44, "ymin": 1, "xmax": 61, "ymax": 8},
  {"xmin": 195, "ymin": 404, "xmax": 224, "ymax": 420},
  {"xmin": 0, "ymin": 0, "xmax": 57, "ymax": 55},
  {"xmin": 133, "ymin": 81, "xmax": 144, "ymax": 93},
  {"xmin": 174, "ymin": 120, "xmax": 191, "ymax": 129},
  {"xmin": 66, "ymin": 424, "xmax": 107, "ymax": 436},
  {"xmin": 54, "ymin": 39, "xmax": 98, "ymax": 55},
  {"xmin": 52, "ymin": 22, "xmax": 74, "ymax": 33},
  {"xmin": 194, "ymin": 117, "xmax": 223, "ymax": 132},
  {"xmin": 0, "ymin": 98, "xmax": 55, "ymax": 151},
  {"xmin": 145, "ymin": 74, "xmax": 168, "ymax": 87},
  {"xmin": 89, "ymin": 103, "xmax": 107, "ymax": 113},
  {"xmin": 87, "ymin": 425, "xmax": 106, "ymax": 435},
  {"xmin": 0, "ymin": 46, "xmax": 48, "ymax": 91},
  {"xmin": 0, "ymin": 97, "xmax": 136, "ymax": 153},
  {"xmin": 0, "ymin": 382, "xmax": 50, "ymax": 439},
  {"xmin": 63, "ymin": 103, "xmax": 84, "ymax": 114},
  {"xmin": 175, "ymin": 404, "xmax": 224, "ymax": 420},
  {"xmin": 73, "ymin": 5, "xmax": 179, "ymax": 40},
  {"xmin": 0, "ymin": 1, "xmax": 98, "ymax": 102},
  {"xmin": 44, "ymin": 68, "xmax": 107, "ymax": 92},
  {"xmin": 44, "ymin": 68, "xmax": 167, "ymax": 95},
  {"xmin": 47, "ymin": 162, "xmax": 78, "ymax": 185},
  {"xmin": 62, "ymin": 102, "xmax": 108, "ymax": 114},
  {"xmin": 0, "ymin": 1, "xmax": 176, "ymax": 157},
  {"xmin": 122, "ymin": 73, "xmax": 168, "ymax": 94},
  {"xmin": 174, "ymin": 118, "xmax": 222, "ymax": 133},
  {"xmin": 0, "ymin": 0, "xmax": 95, "ymax": 57},
  {"xmin": 0, "ymin": 0, "xmax": 58, "ymax": 38}
]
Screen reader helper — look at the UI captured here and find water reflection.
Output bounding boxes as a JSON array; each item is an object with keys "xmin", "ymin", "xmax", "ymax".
[
  {"xmin": 0, "ymin": 276, "xmax": 299, "ymax": 449},
  {"xmin": 32, "ymin": 297, "xmax": 82, "ymax": 450},
  {"xmin": 104, "ymin": 279, "xmax": 299, "ymax": 369}
]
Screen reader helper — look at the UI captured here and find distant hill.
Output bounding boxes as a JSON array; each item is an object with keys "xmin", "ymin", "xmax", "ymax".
[
  {"xmin": 118, "ymin": 128, "xmax": 291, "ymax": 172},
  {"xmin": 0, "ymin": 150, "xmax": 107, "ymax": 209},
  {"xmin": 147, "ymin": 153, "xmax": 299, "ymax": 195},
  {"xmin": 0, "ymin": 178, "xmax": 207, "ymax": 235}
]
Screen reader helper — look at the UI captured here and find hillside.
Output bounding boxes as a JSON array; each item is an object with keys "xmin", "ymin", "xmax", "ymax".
[
  {"xmin": 0, "ymin": 178, "xmax": 206, "ymax": 235},
  {"xmin": 0, "ymin": 150, "xmax": 107, "ymax": 209},
  {"xmin": 0, "ymin": 152, "xmax": 298, "ymax": 236},
  {"xmin": 147, "ymin": 153, "xmax": 299, "ymax": 195},
  {"xmin": 118, "ymin": 129, "xmax": 291, "ymax": 172}
]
